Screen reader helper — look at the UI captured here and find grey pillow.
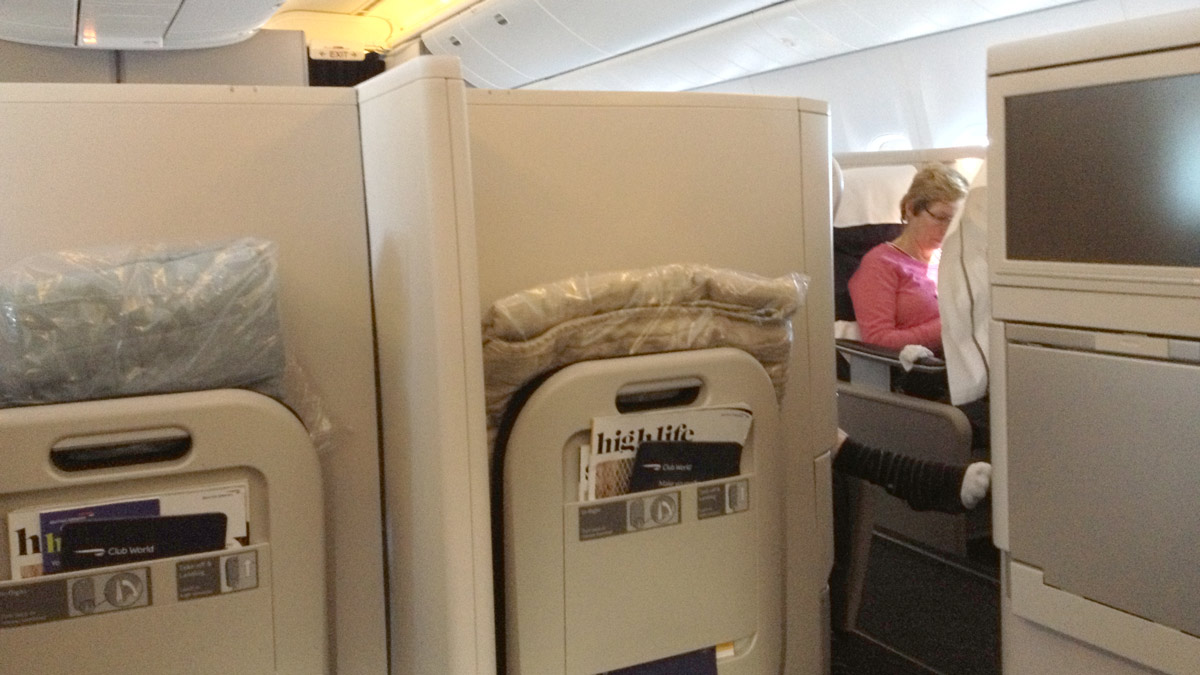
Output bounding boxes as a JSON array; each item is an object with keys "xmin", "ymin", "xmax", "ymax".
[{"xmin": 0, "ymin": 238, "xmax": 284, "ymax": 408}]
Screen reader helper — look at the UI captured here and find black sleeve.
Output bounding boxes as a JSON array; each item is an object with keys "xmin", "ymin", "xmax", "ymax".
[{"xmin": 833, "ymin": 437, "xmax": 968, "ymax": 514}]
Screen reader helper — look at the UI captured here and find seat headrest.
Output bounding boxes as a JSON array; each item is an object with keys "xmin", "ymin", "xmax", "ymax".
[{"xmin": 833, "ymin": 164, "xmax": 918, "ymax": 228}]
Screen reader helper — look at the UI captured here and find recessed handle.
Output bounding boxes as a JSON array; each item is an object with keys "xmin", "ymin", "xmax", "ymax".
[
  {"xmin": 51, "ymin": 429, "xmax": 192, "ymax": 471},
  {"xmin": 615, "ymin": 377, "xmax": 702, "ymax": 413}
]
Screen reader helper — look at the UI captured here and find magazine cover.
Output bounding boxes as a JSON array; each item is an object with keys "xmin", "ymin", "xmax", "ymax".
[
  {"xmin": 583, "ymin": 405, "xmax": 752, "ymax": 500},
  {"xmin": 627, "ymin": 441, "xmax": 742, "ymax": 493},
  {"xmin": 7, "ymin": 481, "xmax": 249, "ymax": 579}
]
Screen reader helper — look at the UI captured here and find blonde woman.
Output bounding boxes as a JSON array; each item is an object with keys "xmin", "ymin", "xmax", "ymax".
[{"xmin": 848, "ymin": 164, "xmax": 969, "ymax": 353}]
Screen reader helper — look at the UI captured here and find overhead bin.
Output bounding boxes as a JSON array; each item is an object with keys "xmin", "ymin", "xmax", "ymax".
[
  {"xmin": 423, "ymin": 0, "xmax": 606, "ymax": 88},
  {"xmin": 421, "ymin": 0, "xmax": 780, "ymax": 88},
  {"xmin": 421, "ymin": 18, "xmax": 529, "ymax": 89},
  {"xmin": 534, "ymin": 0, "xmax": 777, "ymax": 55},
  {"xmin": 519, "ymin": 0, "xmax": 1086, "ymax": 92},
  {"xmin": 0, "ymin": 1, "xmax": 76, "ymax": 46},
  {"xmin": 456, "ymin": 0, "xmax": 607, "ymax": 82},
  {"xmin": 0, "ymin": 0, "xmax": 279, "ymax": 49}
]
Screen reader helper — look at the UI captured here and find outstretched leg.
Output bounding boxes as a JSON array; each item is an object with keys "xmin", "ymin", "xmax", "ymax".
[{"xmin": 834, "ymin": 429, "xmax": 991, "ymax": 514}]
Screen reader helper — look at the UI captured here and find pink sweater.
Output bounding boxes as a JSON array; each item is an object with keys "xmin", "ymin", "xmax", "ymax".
[{"xmin": 848, "ymin": 243, "xmax": 942, "ymax": 351}]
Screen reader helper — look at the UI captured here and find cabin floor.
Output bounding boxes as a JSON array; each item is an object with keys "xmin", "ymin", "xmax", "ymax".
[{"xmin": 832, "ymin": 530, "xmax": 1000, "ymax": 675}]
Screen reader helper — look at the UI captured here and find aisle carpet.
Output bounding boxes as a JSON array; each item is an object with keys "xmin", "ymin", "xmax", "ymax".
[{"xmin": 833, "ymin": 533, "xmax": 1000, "ymax": 675}]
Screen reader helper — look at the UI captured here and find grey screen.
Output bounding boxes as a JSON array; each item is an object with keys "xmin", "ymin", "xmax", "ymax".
[{"xmin": 1006, "ymin": 73, "xmax": 1200, "ymax": 267}]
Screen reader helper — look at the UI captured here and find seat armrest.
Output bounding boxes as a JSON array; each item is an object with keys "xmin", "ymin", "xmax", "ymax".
[
  {"xmin": 836, "ymin": 338, "xmax": 945, "ymax": 390},
  {"xmin": 835, "ymin": 339, "xmax": 946, "ymax": 373}
]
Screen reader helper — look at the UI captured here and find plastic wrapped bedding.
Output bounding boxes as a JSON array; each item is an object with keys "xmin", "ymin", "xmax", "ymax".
[
  {"xmin": 482, "ymin": 264, "xmax": 809, "ymax": 438},
  {"xmin": 0, "ymin": 238, "xmax": 284, "ymax": 408}
]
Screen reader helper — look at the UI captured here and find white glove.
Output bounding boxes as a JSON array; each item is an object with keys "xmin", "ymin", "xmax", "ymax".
[
  {"xmin": 960, "ymin": 462, "xmax": 992, "ymax": 509},
  {"xmin": 899, "ymin": 344, "xmax": 935, "ymax": 371}
]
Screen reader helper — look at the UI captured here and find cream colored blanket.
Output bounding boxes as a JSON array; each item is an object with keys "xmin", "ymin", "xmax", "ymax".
[{"xmin": 482, "ymin": 264, "xmax": 809, "ymax": 440}]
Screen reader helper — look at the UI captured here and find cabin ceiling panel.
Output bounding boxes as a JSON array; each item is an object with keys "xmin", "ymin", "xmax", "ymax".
[
  {"xmin": 1120, "ymin": 0, "xmax": 1200, "ymax": 18},
  {"xmin": 273, "ymin": 0, "xmax": 365, "ymax": 10},
  {"xmin": 0, "ymin": 0, "xmax": 1099, "ymax": 78},
  {"xmin": 533, "ymin": 66, "xmax": 639, "ymax": 93},
  {"xmin": 971, "ymin": 0, "xmax": 1083, "ymax": 15},
  {"xmin": 720, "ymin": 34, "xmax": 793, "ymax": 75},
  {"xmin": 170, "ymin": 0, "xmax": 281, "ymax": 34},
  {"xmin": 554, "ymin": 48, "xmax": 707, "ymax": 92},
  {"xmin": 698, "ymin": 0, "xmax": 1139, "ymax": 152},
  {"xmin": 264, "ymin": 10, "xmax": 393, "ymax": 48},
  {"xmin": 452, "ymin": 0, "xmax": 606, "ymax": 80},
  {"xmin": 268, "ymin": 0, "xmax": 480, "ymax": 49},
  {"xmin": 167, "ymin": 0, "xmax": 281, "ymax": 49},
  {"xmin": 750, "ymin": 5, "xmax": 848, "ymax": 62},
  {"xmin": 422, "ymin": 14, "xmax": 526, "ymax": 88},
  {"xmin": 524, "ymin": 0, "xmax": 1088, "ymax": 92},
  {"xmin": 606, "ymin": 57, "xmax": 702, "ymax": 92},
  {"xmin": 912, "ymin": 0, "xmax": 994, "ymax": 28},
  {"xmin": 840, "ymin": 0, "xmax": 941, "ymax": 42},
  {"xmin": 793, "ymin": 0, "xmax": 891, "ymax": 50},
  {"xmin": 78, "ymin": 0, "xmax": 178, "ymax": 49},
  {"xmin": 526, "ymin": 1, "xmax": 858, "ymax": 92},
  {"xmin": 0, "ymin": 0, "xmax": 280, "ymax": 49},
  {"xmin": 727, "ymin": 14, "xmax": 815, "ymax": 65},
  {"xmin": 625, "ymin": 49, "xmax": 723, "ymax": 91},
  {"xmin": 534, "ymin": 0, "xmax": 777, "ymax": 54},
  {"xmin": 0, "ymin": 0, "xmax": 77, "ymax": 45},
  {"xmin": 423, "ymin": 0, "xmax": 782, "ymax": 86}
]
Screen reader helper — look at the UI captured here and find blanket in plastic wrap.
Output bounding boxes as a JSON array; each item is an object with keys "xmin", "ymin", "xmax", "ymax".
[
  {"xmin": 482, "ymin": 264, "xmax": 809, "ymax": 442},
  {"xmin": 0, "ymin": 238, "xmax": 285, "ymax": 408}
]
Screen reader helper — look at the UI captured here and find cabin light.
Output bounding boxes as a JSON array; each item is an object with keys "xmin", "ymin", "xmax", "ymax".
[{"xmin": 80, "ymin": 22, "xmax": 97, "ymax": 45}]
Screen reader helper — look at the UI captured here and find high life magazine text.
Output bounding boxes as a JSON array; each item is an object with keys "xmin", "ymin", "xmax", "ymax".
[{"xmin": 580, "ymin": 404, "xmax": 753, "ymax": 500}]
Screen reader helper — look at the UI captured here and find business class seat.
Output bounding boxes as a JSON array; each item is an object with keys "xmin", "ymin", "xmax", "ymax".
[{"xmin": 829, "ymin": 161, "xmax": 989, "ymax": 640}]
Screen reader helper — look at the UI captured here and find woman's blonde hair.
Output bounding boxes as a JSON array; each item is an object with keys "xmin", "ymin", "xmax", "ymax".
[{"xmin": 900, "ymin": 164, "xmax": 968, "ymax": 221}]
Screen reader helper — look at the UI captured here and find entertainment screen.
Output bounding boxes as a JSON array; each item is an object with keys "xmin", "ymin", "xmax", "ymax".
[{"xmin": 1005, "ymin": 72, "xmax": 1200, "ymax": 268}]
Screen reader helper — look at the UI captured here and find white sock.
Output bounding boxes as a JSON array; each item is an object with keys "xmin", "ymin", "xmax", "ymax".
[{"xmin": 960, "ymin": 462, "xmax": 992, "ymax": 509}]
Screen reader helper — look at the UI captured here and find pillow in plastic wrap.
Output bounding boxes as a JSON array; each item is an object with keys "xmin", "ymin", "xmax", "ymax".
[
  {"xmin": 0, "ymin": 238, "xmax": 284, "ymax": 408},
  {"xmin": 481, "ymin": 264, "xmax": 809, "ymax": 439}
]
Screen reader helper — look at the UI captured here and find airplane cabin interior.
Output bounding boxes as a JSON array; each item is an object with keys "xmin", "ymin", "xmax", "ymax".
[{"xmin": 0, "ymin": 1, "xmax": 1198, "ymax": 674}]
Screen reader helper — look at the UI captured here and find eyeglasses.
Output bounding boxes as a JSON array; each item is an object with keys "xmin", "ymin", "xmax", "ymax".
[{"xmin": 923, "ymin": 208, "xmax": 956, "ymax": 225}]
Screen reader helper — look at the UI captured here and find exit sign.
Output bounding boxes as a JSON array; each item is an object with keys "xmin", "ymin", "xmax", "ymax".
[{"xmin": 309, "ymin": 41, "xmax": 366, "ymax": 61}]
